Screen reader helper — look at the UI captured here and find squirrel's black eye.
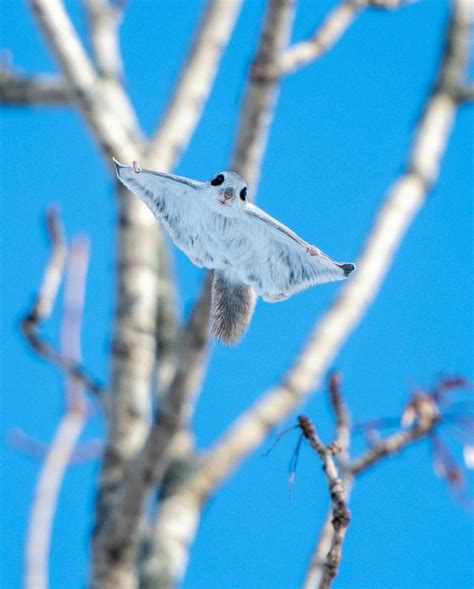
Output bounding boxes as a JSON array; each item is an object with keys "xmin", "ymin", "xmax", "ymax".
[
  {"xmin": 211, "ymin": 174, "xmax": 225, "ymax": 186},
  {"xmin": 239, "ymin": 187, "xmax": 247, "ymax": 201}
]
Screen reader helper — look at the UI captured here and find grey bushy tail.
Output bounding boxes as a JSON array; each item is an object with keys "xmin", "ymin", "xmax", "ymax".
[{"xmin": 211, "ymin": 271, "xmax": 256, "ymax": 345}]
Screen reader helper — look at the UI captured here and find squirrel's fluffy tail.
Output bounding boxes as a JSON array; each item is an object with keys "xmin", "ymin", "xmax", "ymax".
[{"xmin": 211, "ymin": 271, "xmax": 256, "ymax": 345}]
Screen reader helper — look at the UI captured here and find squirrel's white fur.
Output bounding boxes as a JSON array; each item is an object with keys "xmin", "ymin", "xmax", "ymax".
[{"xmin": 114, "ymin": 159, "xmax": 355, "ymax": 344}]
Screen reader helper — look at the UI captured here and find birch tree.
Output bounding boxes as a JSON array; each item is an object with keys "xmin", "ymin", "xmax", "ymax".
[{"xmin": 1, "ymin": 0, "xmax": 472, "ymax": 588}]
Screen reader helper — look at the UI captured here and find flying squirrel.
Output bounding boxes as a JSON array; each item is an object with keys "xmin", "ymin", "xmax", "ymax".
[{"xmin": 114, "ymin": 159, "xmax": 356, "ymax": 345}]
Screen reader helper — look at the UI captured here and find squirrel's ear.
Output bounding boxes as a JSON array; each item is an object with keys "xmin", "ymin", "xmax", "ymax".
[{"xmin": 210, "ymin": 272, "xmax": 256, "ymax": 345}]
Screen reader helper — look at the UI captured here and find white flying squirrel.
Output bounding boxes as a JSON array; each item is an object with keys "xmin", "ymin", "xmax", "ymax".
[{"xmin": 114, "ymin": 159, "xmax": 355, "ymax": 345}]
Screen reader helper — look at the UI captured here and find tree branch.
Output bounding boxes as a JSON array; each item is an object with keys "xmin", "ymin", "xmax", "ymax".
[
  {"xmin": 25, "ymin": 238, "xmax": 90, "ymax": 589},
  {"xmin": 328, "ymin": 372, "xmax": 351, "ymax": 462},
  {"xmin": 91, "ymin": 2, "xmax": 243, "ymax": 584},
  {"xmin": 29, "ymin": 0, "xmax": 142, "ymax": 163},
  {"xmin": 232, "ymin": 0, "xmax": 296, "ymax": 193},
  {"xmin": 302, "ymin": 477, "xmax": 354, "ymax": 589},
  {"xmin": 84, "ymin": 0, "xmax": 125, "ymax": 81},
  {"xmin": 348, "ymin": 417, "xmax": 439, "ymax": 475},
  {"xmin": 0, "ymin": 66, "xmax": 70, "ymax": 105},
  {"xmin": 303, "ymin": 380, "xmax": 460, "ymax": 588},
  {"xmin": 178, "ymin": 0, "xmax": 472, "ymax": 510},
  {"xmin": 21, "ymin": 210, "xmax": 102, "ymax": 394},
  {"xmin": 273, "ymin": 0, "xmax": 365, "ymax": 78},
  {"xmin": 298, "ymin": 416, "xmax": 351, "ymax": 589},
  {"xmin": 143, "ymin": 0, "xmax": 420, "ymax": 582},
  {"xmin": 147, "ymin": 0, "xmax": 243, "ymax": 168},
  {"xmin": 91, "ymin": 274, "xmax": 213, "ymax": 586}
]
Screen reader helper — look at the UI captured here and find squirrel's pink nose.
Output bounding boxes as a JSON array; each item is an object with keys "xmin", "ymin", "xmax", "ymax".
[{"xmin": 224, "ymin": 188, "xmax": 233, "ymax": 200}]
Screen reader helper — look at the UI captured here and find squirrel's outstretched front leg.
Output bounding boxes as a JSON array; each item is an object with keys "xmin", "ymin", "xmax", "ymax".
[{"xmin": 211, "ymin": 271, "xmax": 257, "ymax": 345}]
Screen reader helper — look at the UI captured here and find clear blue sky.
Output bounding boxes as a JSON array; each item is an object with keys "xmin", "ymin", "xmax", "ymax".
[{"xmin": 1, "ymin": 1, "xmax": 473, "ymax": 588}]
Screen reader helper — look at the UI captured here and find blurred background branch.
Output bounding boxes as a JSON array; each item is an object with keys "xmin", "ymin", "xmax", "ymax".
[{"xmin": 24, "ymin": 222, "xmax": 92, "ymax": 589}]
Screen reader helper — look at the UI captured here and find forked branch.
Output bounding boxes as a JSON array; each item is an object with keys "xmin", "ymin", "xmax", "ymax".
[
  {"xmin": 21, "ymin": 209, "xmax": 102, "ymax": 395},
  {"xmin": 183, "ymin": 0, "xmax": 473, "ymax": 504}
]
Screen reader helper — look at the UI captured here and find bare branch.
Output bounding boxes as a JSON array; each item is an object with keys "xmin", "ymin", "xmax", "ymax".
[
  {"xmin": 0, "ymin": 66, "xmax": 70, "ymax": 105},
  {"xmin": 232, "ymin": 0, "xmax": 296, "ymax": 193},
  {"xmin": 147, "ymin": 0, "xmax": 243, "ymax": 168},
  {"xmin": 164, "ymin": 272, "xmax": 213, "ymax": 426},
  {"xmin": 92, "ymin": 185, "xmax": 162, "ymax": 584},
  {"xmin": 91, "ymin": 3, "xmax": 243, "ymax": 583},
  {"xmin": 155, "ymin": 242, "xmax": 181, "ymax": 396},
  {"xmin": 265, "ymin": 0, "xmax": 414, "ymax": 78},
  {"xmin": 181, "ymin": 0, "xmax": 472, "ymax": 506},
  {"xmin": 328, "ymin": 372, "xmax": 351, "ymax": 461},
  {"xmin": 274, "ymin": 0, "xmax": 364, "ymax": 78},
  {"xmin": 84, "ymin": 0, "xmax": 124, "ymax": 80},
  {"xmin": 349, "ymin": 418, "xmax": 439, "ymax": 475},
  {"xmin": 21, "ymin": 209, "xmax": 102, "ymax": 394},
  {"xmin": 26, "ymin": 208, "xmax": 67, "ymax": 322},
  {"xmin": 8, "ymin": 428, "xmax": 102, "ymax": 463},
  {"xmin": 61, "ymin": 238, "xmax": 91, "ymax": 411},
  {"xmin": 29, "ymin": 0, "xmax": 142, "ymax": 163},
  {"xmin": 25, "ymin": 414, "xmax": 87, "ymax": 589},
  {"xmin": 303, "ymin": 416, "xmax": 440, "ymax": 588},
  {"xmin": 91, "ymin": 275, "xmax": 213, "ymax": 585},
  {"xmin": 298, "ymin": 416, "xmax": 351, "ymax": 589},
  {"xmin": 303, "ymin": 378, "xmax": 465, "ymax": 588},
  {"xmin": 302, "ymin": 478, "xmax": 354, "ymax": 589},
  {"xmin": 25, "ymin": 238, "xmax": 90, "ymax": 589}
]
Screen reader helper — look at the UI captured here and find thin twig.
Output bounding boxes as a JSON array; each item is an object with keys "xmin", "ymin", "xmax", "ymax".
[
  {"xmin": 272, "ymin": 0, "xmax": 365, "ymax": 78},
  {"xmin": 61, "ymin": 238, "xmax": 91, "ymax": 411},
  {"xmin": 302, "ymin": 477, "xmax": 354, "ymax": 589},
  {"xmin": 348, "ymin": 418, "xmax": 439, "ymax": 475},
  {"xmin": 303, "ymin": 416, "xmax": 441, "ymax": 588},
  {"xmin": 303, "ymin": 384, "xmax": 446, "ymax": 588},
  {"xmin": 298, "ymin": 416, "xmax": 350, "ymax": 589},
  {"xmin": 25, "ymin": 238, "xmax": 91, "ymax": 589},
  {"xmin": 21, "ymin": 210, "xmax": 102, "ymax": 395},
  {"xmin": 328, "ymin": 372, "xmax": 350, "ymax": 462},
  {"xmin": 253, "ymin": 1, "xmax": 412, "ymax": 85},
  {"xmin": 25, "ymin": 414, "xmax": 87, "ymax": 589},
  {"xmin": 0, "ymin": 68, "xmax": 70, "ymax": 105},
  {"xmin": 8, "ymin": 428, "xmax": 102, "ymax": 463}
]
